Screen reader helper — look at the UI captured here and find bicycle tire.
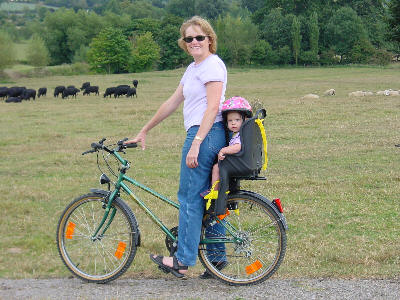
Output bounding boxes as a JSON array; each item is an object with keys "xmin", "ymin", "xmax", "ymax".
[
  {"xmin": 56, "ymin": 192, "xmax": 139, "ymax": 283},
  {"xmin": 198, "ymin": 192, "xmax": 287, "ymax": 286}
]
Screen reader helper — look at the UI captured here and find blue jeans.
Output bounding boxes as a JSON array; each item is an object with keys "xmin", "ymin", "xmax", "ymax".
[{"xmin": 176, "ymin": 122, "xmax": 227, "ymax": 266}]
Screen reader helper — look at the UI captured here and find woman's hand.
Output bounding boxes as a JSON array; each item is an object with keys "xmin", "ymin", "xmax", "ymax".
[
  {"xmin": 186, "ymin": 140, "xmax": 201, "ymax": 168},
  {"xmin": 125, "ymin": 131, "xmax": 147, "ymax": 150}
]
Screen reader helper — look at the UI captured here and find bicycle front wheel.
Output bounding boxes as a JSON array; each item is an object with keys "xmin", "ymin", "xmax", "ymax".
[
  {"xmin": 198, "ymin": 193, "xmax": 287, "ymax": 286},
  {"xmin": 56, "ymin": 192, "xmax": 139, "ymax": 283}
]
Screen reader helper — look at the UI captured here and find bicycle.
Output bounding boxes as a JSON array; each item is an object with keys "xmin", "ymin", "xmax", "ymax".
[{"xmin": 57, "ymin": 132, "xmax": 288, "ymax": 286}]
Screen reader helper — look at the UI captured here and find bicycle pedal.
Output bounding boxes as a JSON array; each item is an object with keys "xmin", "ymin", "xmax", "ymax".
[{"xmin": 158, "ymin": 265, "xmax": 170, "ymax": 274}]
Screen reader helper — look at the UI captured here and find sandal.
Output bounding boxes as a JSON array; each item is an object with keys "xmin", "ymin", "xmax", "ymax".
[
  {"xmin": 199, "ymin": 261, "xmax": 228, "ymax": 279},
  {"xmin": 150, "ymin": 254, "xmax": 188, "ymax": 278}
]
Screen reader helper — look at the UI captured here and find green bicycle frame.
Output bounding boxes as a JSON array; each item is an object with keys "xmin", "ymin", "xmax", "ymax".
[{"xmin": 91, "ymin": 149, "xmax": 240, "ymax": 245}]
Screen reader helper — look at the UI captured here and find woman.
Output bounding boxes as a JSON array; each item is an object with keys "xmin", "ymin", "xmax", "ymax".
[{"xmin": 125, "ymin": 16, "xmax": 227, "ymax": 278}]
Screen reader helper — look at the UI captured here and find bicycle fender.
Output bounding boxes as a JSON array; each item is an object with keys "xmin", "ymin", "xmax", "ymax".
[
  {"xmin": 230, "ymin": 190, "xmax": 288, "ymax": 231},
  {"xmin": 90, "ymin": 188, "xmax": 111, "ymax": 197},
  {"xmin": 89, "ymin": 188, "xmax": 141, "ymax": 246}
]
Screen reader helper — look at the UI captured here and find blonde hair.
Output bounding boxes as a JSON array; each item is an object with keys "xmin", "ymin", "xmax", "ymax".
[{"xmin": 178, "ymin": 16, "xmax": 217, "ymax": 54}]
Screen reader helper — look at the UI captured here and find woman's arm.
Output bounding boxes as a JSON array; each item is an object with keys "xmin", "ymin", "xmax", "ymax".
[
  {"xmin": 125, "ymin": 84, "xmax": 184, "ymax": 149},
  {"xmin": 186, "ymin": 81, "xmax": 223, "ymax": 168}
]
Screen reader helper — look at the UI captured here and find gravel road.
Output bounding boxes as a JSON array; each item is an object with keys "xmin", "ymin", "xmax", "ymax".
[{"xmin": 1, "ymin": 277, "xmax": 399, "ymax": 299}]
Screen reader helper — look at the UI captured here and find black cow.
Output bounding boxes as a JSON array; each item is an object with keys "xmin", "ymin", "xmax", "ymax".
[
  {"xmin": 22, "ymin": 89, "xmax": 36, "ymax": 101},
  {"xmin": 0, "ymin": 87, "xmax": 8, "ymax": 100},
  {"xmin": 54, "ymin": 86, "xmax": 65, "ymax": 97},
  {"xmin": 5, "ymin": 96, "xmax": 22, "ymax": 103},
  {"xmin": 103, "ymin": 87, "xmax": 116, "ymax": 98},
  {"xmin": 114, "ymin": 85, "xmax": 130, "ymax": 98},
  {"xmin": 38, "ymin": 87, "xmax": 47, "ymax": 98},
  {"xmin": 132, "ymin": 80, "xmax": 138, "ymax": 88},
  {"xmin": 62, "ymin": 87, "xmax": 79, "ymax": 99},
  {"xmin": 83, "ymin": 86, "xmax": 99, "ymax": 96},
  {"xmin": 80, "ymin": 82, "xmax": 90, "ymax": 91},
  {"xmin": 8, "ymin": 87, "xmax": 26, "ymax": 97},
  {"xmin": 126, "ymin": 87, "xmax": 137, "ymax": 98}
]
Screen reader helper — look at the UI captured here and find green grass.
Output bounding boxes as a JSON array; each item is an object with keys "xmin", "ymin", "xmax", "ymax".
[{"xmin": 0, "ymin": 66, "xmax": 399, "ymax": 279}]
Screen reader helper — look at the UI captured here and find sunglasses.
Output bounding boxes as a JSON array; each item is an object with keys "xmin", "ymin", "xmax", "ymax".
[{"xmin": 183, "ymin": 35, "xmax": 209, "ymax": 43}]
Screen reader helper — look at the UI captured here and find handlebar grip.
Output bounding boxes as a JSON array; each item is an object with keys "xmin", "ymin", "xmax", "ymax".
[
  {"xmin": 82, "ymin": 149, "xmax": 96, "ymax": 155},
  {"xmin": 91, "ymin": 142, "xmax": 103, "ymax": 149},
  {"xmin": 125, "ymin": 142, "xmax": 137, "ymax": 148}
]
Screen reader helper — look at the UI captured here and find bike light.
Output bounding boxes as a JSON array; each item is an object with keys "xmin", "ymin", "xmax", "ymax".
[
  {"xmin": 99, "ymin": 173, "xmax": 110, "ymax": 185},
  {"xmin": 273, "ymin": 198, "xmax": 283, "ymax": 213}
]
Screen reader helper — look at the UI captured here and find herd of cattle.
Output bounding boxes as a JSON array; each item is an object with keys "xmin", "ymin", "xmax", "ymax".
[{"xmin": 0, "ymin": 80, "xmax": 138, "ymax": 103}]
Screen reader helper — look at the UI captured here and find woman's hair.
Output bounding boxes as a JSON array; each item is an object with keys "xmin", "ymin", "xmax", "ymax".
[{"xmin": 178, "ymin": 16, "xmax": 217, "ymax": 54}]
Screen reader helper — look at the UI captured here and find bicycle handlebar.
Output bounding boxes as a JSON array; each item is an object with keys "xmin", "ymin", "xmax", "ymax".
[{"xmin": 82, "ymin": 138, "xmax": 137, "ymax": 155}]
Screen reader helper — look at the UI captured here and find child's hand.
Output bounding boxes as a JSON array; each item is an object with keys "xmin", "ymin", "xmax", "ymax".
[{"xmin": 218, "ymin": 151, "xmax": 225, "ymax": 160}]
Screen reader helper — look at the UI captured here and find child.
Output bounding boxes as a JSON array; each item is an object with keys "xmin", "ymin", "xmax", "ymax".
[{"xmin": 202, "ymin": 96, "xmax": 252, "ymax": 199}]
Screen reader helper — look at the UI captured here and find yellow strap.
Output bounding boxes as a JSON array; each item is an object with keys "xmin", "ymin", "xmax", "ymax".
[{"xmin": 255, "ymin": 118, "xmax": 268, "ymax": 170}]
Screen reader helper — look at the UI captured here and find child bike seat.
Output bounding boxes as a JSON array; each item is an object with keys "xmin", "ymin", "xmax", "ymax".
[{"xmin": 215, "ymin": 109, "xmax": 267, "ymax": 215}]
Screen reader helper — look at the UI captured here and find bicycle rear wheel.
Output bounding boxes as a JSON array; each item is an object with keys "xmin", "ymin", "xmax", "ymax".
[
  {"xmin": 56, "ymin": 192, "xmax": 139, "ymax": 283},
  {"xmin": 198, "ymin": 193, "xmax": 287, "ymax": 286}
]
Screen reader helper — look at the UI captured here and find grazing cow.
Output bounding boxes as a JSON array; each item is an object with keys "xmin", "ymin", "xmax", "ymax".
[
  {"xmin": 54, "ymin": 86, "xmax": 66, "ymax": 97},
  {"xmin": 22, "ymin": 89, "xmax": 36, "ymax": 101},
  {"xmin": 83, "ymin": 86, "xmax": 99, "ymax": 96},
  {"xmin": 8, "ymin": 87, "xmax": 26, "ymax": 97},
  {"xmin": 38, "ymin": 87, "xmax": 47, "ymax": 98},
  {"xmin": 0, "ymin": 87, "xmax": 8, "ymax": 100},
  {"xmin": 126, "ymin": 87, "xmax": 137, "ymax": 98},
  {"xmin": 5, "ymin": 96, "xmax": 22, "ymax": 103},
  {"xmin": 103, "ymin": 87, "xmax": 116, "ymax": 98},
  {"xmin": 80, "ymin": 82, "xmax": 90, "ymax": 91},
  {"xmin": 62, "ymin": 87, "xmax": 80, "ymax": 99},
  {"xmin": 132, "ymin": 80, "xmax": 138, "ymax": 88},
  {"xmin": 114, "ymin": 85, "xmax": 130, "ymax": 98}
]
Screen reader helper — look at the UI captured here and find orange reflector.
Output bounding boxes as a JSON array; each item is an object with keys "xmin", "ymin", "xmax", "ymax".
[
  {"xmin": 65, "ymin": 222, "xmax": 76, "ymax": 239},
  {"xmin": 245, "ymin": 260, "xmax": 263, "ymax": 275},
  {"xmin": 217, "ymin": 209, "xmax": 230, "ymax": 221},
  {"xmin": 114, "ymin": 242, "xmax": 127, "ymax": 259}
]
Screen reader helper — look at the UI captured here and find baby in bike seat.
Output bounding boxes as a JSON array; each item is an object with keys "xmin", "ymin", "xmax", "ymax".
[{"xmin": 202, "ymin": 96, "xmax": 266, "ymax": 215}]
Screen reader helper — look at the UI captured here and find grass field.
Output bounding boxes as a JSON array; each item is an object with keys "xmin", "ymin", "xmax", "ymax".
[{"xmin": 0, "ymin": 66, "xmax": 399, "ymax": 280}]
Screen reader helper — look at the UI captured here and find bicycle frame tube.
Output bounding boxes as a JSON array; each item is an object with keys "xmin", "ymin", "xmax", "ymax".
[{"xmin": 91, "ymin": 150, "xmax": 240, "ymax": 245}]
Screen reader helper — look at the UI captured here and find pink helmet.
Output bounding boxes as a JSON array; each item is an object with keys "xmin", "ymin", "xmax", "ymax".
[{"xmin": 221, "ymin": 96, "xmax": 252, "ymax": 118}]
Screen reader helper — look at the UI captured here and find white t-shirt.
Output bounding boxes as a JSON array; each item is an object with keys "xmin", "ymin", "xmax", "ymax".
[{"xmin": 180, "ymin": 54, "xmax": 227, "ymax": 131}]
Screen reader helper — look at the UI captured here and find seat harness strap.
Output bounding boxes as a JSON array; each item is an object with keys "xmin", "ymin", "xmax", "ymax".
[{"xmin": 255, "ymin": 118, "xmax": 268, "ymax": 171}]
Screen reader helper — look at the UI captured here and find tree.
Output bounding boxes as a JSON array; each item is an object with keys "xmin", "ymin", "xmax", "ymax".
[
  {"xmin": 387, "ymin": 0, "xmax": 400, "ymax": 45},
  {"xmin": 166, "ymin": 0, "xmax": 195, "ymax": 18},
  {"xmin": 195, "ymin": 0, "xmax": 228, "ymax": 20},
  {"xmin": 258, "ymin": 9, "xmax": 294, "ymax": 51},
  {"xmin": 325, "ymin": 7, "xmax": 368, "ymax": 61},
  {"xmin": 291, "ymin": 16, "xmax": 301, "ymax": 65},
  {"xmin": 87, "ymin": 27, "xmax": 131, "ymax": 74},
  {"xmin": 309, "ymin": 12, "xmax": 319, "ymax": 55},
  {"xmin": 0, "ymin": 31, "xmax": 15, "ymax": 71},
  {"xmin": 215, "ymin": 15, "xmax": 258, "ymax": 66},
  {"xmin": 26, "ymin": 35, "xmax": 50, "ymax": 67},
  {"xmin": 129, "ymin": 32, "xmax": 160, "ymax": 72},
  {"xmin": 156, "ymin": 15, "xmax": 188, "ymax": 70}
]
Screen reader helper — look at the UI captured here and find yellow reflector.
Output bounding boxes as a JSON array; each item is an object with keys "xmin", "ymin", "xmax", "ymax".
[
  {"xmin": 114, "ymin": 242, "xmax": 127, "ymax": 259},
  {"xmin": 245, "ymin": 260, "xmax": 263, "ymax": 275},
  {"xmin": 65, "ymin": 222, "xmax": 76, "ymax": 239}
]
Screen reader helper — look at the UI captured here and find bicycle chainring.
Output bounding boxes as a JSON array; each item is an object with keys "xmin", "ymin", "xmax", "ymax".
[{"xmin": 165, "ymin": 226, "xmax": 178, "ymax": 256}]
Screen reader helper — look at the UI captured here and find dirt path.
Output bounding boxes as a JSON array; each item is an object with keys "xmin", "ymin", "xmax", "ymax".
[{"xmin": 1, "ymin": 277, "xmax": 399, "ymax": 299}]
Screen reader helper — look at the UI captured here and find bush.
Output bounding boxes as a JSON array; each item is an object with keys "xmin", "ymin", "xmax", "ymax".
[
  {"xmin": 349, "ymin": 39, "xmax": 375, "ymax": 64},
  {"xmin": 320, "ymin": 49, "xmax": 340, "ymax": 65},
  {"xmin": 277, "ymin": 46, "xmax": 291, "ymax": 65},
  {"xmin": 369, "ymin": 49, "xmax": 393, "ymax": 66},
  {"xmin": 46, "ymin": 62, "xmax": 90, "ymax": 76},
  {"xmin": 300, "ymin": 50, "xmax": 319, "ymax": 66}
]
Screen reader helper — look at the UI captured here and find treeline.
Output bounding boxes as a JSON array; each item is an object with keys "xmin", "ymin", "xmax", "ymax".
[{"xmin": 0, "ymin": 0, "xmax": 399, "ymax": 74}]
